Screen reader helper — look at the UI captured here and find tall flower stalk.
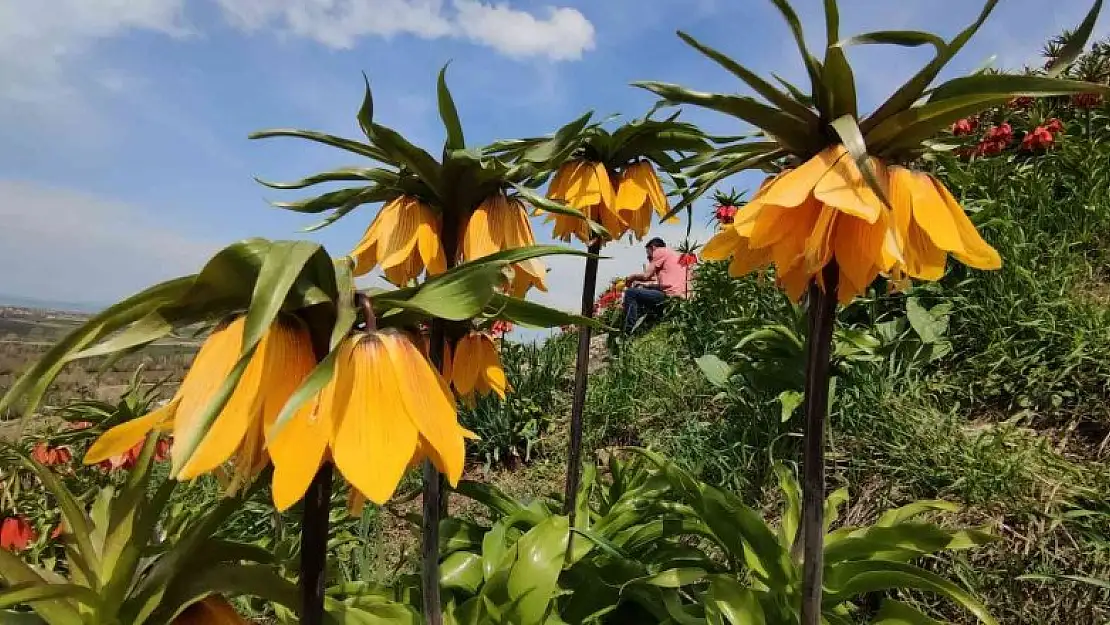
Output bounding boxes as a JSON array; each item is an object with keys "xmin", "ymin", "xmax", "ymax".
[
  {"xmin": 638, "ymin": 0, "xmax": 1108, "ymax": 621},
  {"xmin": 496, "ymin": 114, "xmax": 709, "ymax": 535},
  {"xmin": 249, "ymin": 67, "xmax": 595, "ymax": 624}
]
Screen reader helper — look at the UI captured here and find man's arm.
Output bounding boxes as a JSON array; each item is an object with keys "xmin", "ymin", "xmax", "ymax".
[{"xmin": 626, "ymin": 262, "xmax": 658, "ymax": 284}]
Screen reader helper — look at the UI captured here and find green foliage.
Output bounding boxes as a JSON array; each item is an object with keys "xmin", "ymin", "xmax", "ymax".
[{"xmin": 0, "ymin": 437, "xmax": 294, "ymax": 624}]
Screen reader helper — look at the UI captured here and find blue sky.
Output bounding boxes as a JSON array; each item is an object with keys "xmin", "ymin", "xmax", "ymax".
[{"xmin": 1, "ymin": 0, "xmax": 1105, "ymax": 318}]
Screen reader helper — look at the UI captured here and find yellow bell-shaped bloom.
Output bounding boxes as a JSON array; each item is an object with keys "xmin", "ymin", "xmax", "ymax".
[
  {"xmin": 173, "ymin": 596, "xmax": 247, "ymax": 624},
  {"xmin": 615, "ymin": 160, "xmax": 675, "ymax": 239},
  {"xmin": 267, "ymin": 330, "xmax": 469, "ymax": 511},
  {"xmin": 546, "ymin": 160, "xmax": 627, "ymax": 242},
  {"xmin": 701, "ymin": 145, "xmax": 1001, "ymax": 303},
  {"xmin": 462, "ymin": 193, "xmax": 548, "ymax": 297},
  {"xmin": 448, "ymin": 331, "xmax": 508, "ymax": 403},
  {"xmin": 351, "ymin": 195, "xmax": 447, "ymax": 285},
  {"xmin": 85, "ymin": 316, "xmax": 315, "ymax": 492}
]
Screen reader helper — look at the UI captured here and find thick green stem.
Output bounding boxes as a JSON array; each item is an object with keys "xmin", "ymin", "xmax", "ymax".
[
  {"xmin": 800, "ymin": 264, "xmax": 839, "ymax": 625},
  {"xmin": 562, "ymin": 240, "xmax": 603, "ymax": 532}
]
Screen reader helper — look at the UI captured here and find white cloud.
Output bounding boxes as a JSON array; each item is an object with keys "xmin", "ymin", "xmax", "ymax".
[
  {"xmin": 213, "ymin": 0, "xmax": 595, "ymax": 60},
  {"xmin": 452, "ymin": 0, "xmax": 595, "ymax": 61},
  {"xmin": 0, "ymin": 181, "xmax": 218, "ymax": 305},
  {"xmin": 0, "ymin": 0, "xmax": 189, "ymax": 106}
]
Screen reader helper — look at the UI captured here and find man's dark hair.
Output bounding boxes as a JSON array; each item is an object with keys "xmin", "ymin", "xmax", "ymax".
[{"xmin": 645, "ymin": 237, "xmax": 666, "ymax": 248}]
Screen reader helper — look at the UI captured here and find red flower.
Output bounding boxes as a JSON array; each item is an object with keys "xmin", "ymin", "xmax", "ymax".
[
  {"xmin": 714, "ymin": 205, "xmax": 738, "ymax": 224},
  {"xmin": 31, "ymin": 442, "xmax": 72, "ymax": 467},
  {"xmin": 973, "ymin": 139, "xmax": 1006, "ymax": 157},
  {"xmin": 1, "ymin": 517, "xmax": 36, "ymax": 552},
  {"xmin": 154, "ymin": 437, "xmax": 172, "ymax": 463},
  {"xmin": 986, "ymin": 122, "xmax": 1013, "ymax": 143},
  {"xmin": 1045, "ymin": 118, "xmax": 1064, "ymax": 134},
  {"xmin": 1021, "ymin": 126, "xmax": 1055, "ymax": 151},
  {"xmin": 678, "ymin": 253, "xmax": 698, "ymax": 267},
  {"xmin": 66, "ymin": 421, "xmax": 93, "ymax": 431},
  {"xmin": 594, "ymin": 289, "xmax": 623, "ymax": 313},
  {"xmin": 1008, "ymin": 96, "xmax": 1035, "ymax": 109},
  {"xmin": 1073, "ymin": 92, "xmax": 1103, "ymax": 108},
  {"xmin": 97, "ymin": 437, "xmax": 171, "ymax": 471},
  {"xmin": 951, "ymin": 118, "xmax": 978, "ymax": 136},
  {"xmin": 50, "ymin": 524, "xmax": 65, "ymax": 540},
  {"xmin": 490, "ymin": 320, "xmax": 514, "ymax": 338}
]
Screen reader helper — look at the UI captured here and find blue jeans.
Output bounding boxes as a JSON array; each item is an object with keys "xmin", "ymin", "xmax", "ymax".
[{"xmin": 622, "ymin": 287, "xmax": 666, "ymax": 333}]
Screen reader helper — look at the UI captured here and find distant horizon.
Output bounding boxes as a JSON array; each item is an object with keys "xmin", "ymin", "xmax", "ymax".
[{"xmin": 0, "ymin": 292, "xmax": 104, "ymax": 314}]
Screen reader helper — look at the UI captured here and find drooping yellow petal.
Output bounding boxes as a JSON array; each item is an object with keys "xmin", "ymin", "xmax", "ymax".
[
  {"xmin": 615, "ymin": 168, "xmax": 649, "ymax": 214},
  {"xmin": 84, "ymin": 399, "xmax": 178, "ymax": 464},
  {"xmin": 701, "ymin": 226, "xmax": 741, "ymax": 261},
  {"xmin": 380, "ymin": 198, "xmax": 422, "ymax": 269},
  {"xmin": 727, "ymin": 241, "xmax": 772, "ymax": 277},
  {"xmin": 417, "ymin": 208, "xmax": 446, "ymax": 276},
  {"xmin": 803, "ymin": 205, "xmax": 838, "ymax": 273},
  {"xmin": 332, "ymin": 336, "xmax": 418, "ymax": 505},
  {"xmin": 908, "ymin": 171, "xmax": 963, "ymax": 252},
  {"xmin": 813, "ymin": 150, "xmax": 883, "ymax": 224},
  {"xmin": 380, "ymin": 332, "xmax": 465, "ymax": 486},
  {"xmin": 931, "ymin": 176, "xmax": 1002, "ymax": 270},
  {"xmin": 479, "ymin": 336, "xmax": 508, "ymax": 399},
  {"xmin": 463, "ymin": 199, "xmax": 500, "ymax": 260},
  {"xmin": 451, "ymin": 334, "xmax": 480, "ymax": 396},
  {"xmin": 759, "ymin": 146, "xmax": 841, "ymax": 208},
  {"xmin": 833, "ymin": 213, "xmax": 887, "ymax": 295},
  {"xmin": 351, "ymin": 198, "xmax": 402, "ymax": 276},
  {"xmin": 593, "ymin": 162, "xmax": 616, "ymax": 214}
]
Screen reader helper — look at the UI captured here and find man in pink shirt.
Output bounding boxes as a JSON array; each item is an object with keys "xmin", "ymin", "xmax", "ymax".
[{"xmin": 621, "ymin": 238, "xmax": 689, "ymax": 333}]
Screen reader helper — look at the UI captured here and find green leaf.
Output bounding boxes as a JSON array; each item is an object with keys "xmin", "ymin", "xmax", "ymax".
[
  {"xmin": 374, "ymin": 245, "xmax": 594, "ymax": 321},
  {"xmin": 867, "ymin": 93, "xmax": 1014, "ymax": 156},
  {"xmin": 254, "ymin": 166, "xmax": 396, "ymax": 190},
  {"xmin": 331, "ymin": 258, "xmax": 357, "ymax": 350},
  {"xmin": 1017, "ymin": 573, "xmax": 1110, "ymax": 590},
  {"xmin": 0, "ymin": 552, "xmax": 84, "ymax": 625},
  {"xmin": 242, "ymin": 240, "xmax": 325, "ymax": 355},
  {"xmin": 835, "ymin": 30, "xmax": 945, "ymax": 52},
  {"xmin": 675, "ymin": 31, "xmax": 819, "ymax": 125},
  {"xmin": 705, "ymin": 575, "xmax": 766, "ymax": 625},
  {"xmin": 825, "ymin": 560, "xmax": 997, "ymax": 625},
  {"xmin": 694, "ymin": 354, "xmax": 732, "ymax": 389},
  {"xmin": 767, "ymin": 0, "xmax": 828, "ymax": 116},
  {"xmin": 905, "ymin": 298, "xmax": 946, "ymax": 344},
  {"xmin": 486, "ymin": 294, "xmax": 600, "ymax": 330},
  {"xmin": 1046, "ymin": 0, "xmax": 1104, "ymax": 77},
  {"xmin": 154, "ymin": 564, "xmax": 302, "ymax": 623},
  {"xmin": 367, "ymin": 121, "xmax": 444, "ymax": 199},
  {"xmin": 17, "ymin": 455, "xmax": 99, "ymax": 576},
  {"xmin": 873, "ymin": 599, "xmax": 945, "ymax": 625},
  {"xmin": 877, "ymin": 500, "xmax": 959, "ymax": 527},
  {"xmin": 0, "ymin": 276, "xmax": 194, "ymax": 418},
  {"xmin": 358, "ymin": 72, "xmax": 375, "ymax": 140},
  {"xmin": 0, "ymin": 583, "xmax": 99, "ymax": 610},
  {"xmin": 440, "ymin": 552, "xmax": 484, "ymax": 594},
  {"xmin": 640, "ymin": 568, "xmax": 707, "ymax": 588},
  {"xmin": 634, "ymin": 82, "xmax": 817, "ymax": 155},
  {"xmin": 777, "ymin": 390, "xmax": 803, "ymax": 423},
  {"xmin": 438, "ymin": 64, "xmax": 466, "ymax": 151},
  {"xmin": 928, "ymin": 73, "xmax": 1110, "ymax": 103},
  {"xmin": 67, "ymin": 313, "xmax": 174, "ymax": 361},
  {"xmin": 774, "ymin": 464, "xmax": 801, "ymax": 548},
  {"xmin": 249, "ymin": 128, "xmax": 391, "ymax": 164},
  {"xmin": 860, "ymin": 0, "xmax": 1000, "ymax": 133},
  {"xmin": 272, "ymin": 187, "xmax": 372, "ymax": 214}
]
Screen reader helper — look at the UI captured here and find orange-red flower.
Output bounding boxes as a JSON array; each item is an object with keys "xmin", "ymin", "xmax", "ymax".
[
  {"xmin": 31, "ymin": 442, "xmax": 72, "ymax": 466},
  {"xmin": 1, "ymin": 516, "xmax": 36, "ymax": 552}
]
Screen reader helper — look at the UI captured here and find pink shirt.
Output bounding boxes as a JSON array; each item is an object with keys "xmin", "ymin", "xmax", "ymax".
[{"xmin": 649, "ymin": 247, "xmax": 690, "ymax": 298}]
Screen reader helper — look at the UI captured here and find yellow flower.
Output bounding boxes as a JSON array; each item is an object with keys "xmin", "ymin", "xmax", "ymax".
[
  {"xmin": 615, "ymin": 160, "xmax": 675, "ymax": 239},
  {"xmin": 546, "ymin": 160, "xmax": 627, "ymax": 242},
  {"xmin": 267, "ymin": 330, "xmax": 469, "ymax": 511},
  {"xmin": 701, "ymin": 145, "xmax": 1001, "ymax": 303},
  {"xmin": 351, "ymin": 195, "xmax": 447, "ymax": 284},
  {"xmin": 85, "ymin": 316, "xmax": 315, "ymax": 491},
  {"xmin": 448, "ymin": 331, "xmax": 508, "ymax": 402},
  {"xmin": 173, "ymin": 596, "xmax": 247, "ymax": 624},
  {"xmin": 463, "ymin": 193, "xmax": 548, "ymax": 297}
]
